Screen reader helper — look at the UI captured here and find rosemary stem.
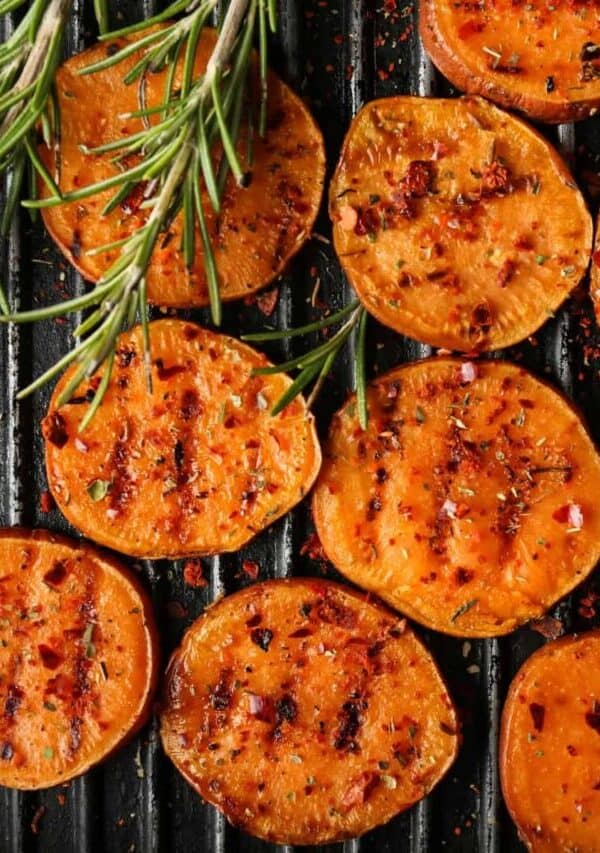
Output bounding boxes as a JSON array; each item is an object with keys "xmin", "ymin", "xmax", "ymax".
[
  {"xmin": 5, "ymin": 0, "xmax": 267, "ymax": 424},
  {"xmin": 355, "ymin": 308, "xmax": 368, "ymax": 429},
  {"xmin": 204, "ymin": 0, "xmax": 252, "ymax": 86},
  {"xmin": 306, "ymin": 347, "xmax": 336, "ymax": 410},
  {"xmin": 0, "ymin": 0, "xmax": 71, "ymax": 137}
]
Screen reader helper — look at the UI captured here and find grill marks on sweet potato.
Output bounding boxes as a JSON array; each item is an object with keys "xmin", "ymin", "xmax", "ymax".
[
  {"xmin": 421, "ymin": 0, "xmax": 600, "ymax": 123},
  {"xmin": 39, "ymin": 27, "xmax": 325, "ymax": 308},
  {"xmin": 160, "ymin": 579, "xmax": 458, "ymax": 845},
  {"xmin": 330, "ymin": 96, "xmax": 592, "ymax": 352},
  {"xmin": 0, "ymin": 529, "xmax": 158, "ymax": 789},
  {"xmin": 312, "ymin": 358, "xmax": 600, "ymax": 637},
  {"xmin": 501, "ymin": 631, "xmax": 600, "ymax": 852},
  {"xmin": 43, "ymin": 319, "xmax": 321, "ymax": 559}
]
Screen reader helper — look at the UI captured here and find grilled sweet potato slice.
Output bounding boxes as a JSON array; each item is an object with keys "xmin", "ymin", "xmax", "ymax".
[
  {"xmin": 160, "ymin": 578, "xmax": 459, "ymax": 844},
  {"xmin": 330, "ymin": 96, "xmax": 592, "ymax": 352},
  {"xmin": 312, "ymin": 358, "xmax": 600, "ymax": 637},
  {"xmin": 39, "ymin": 28, "xmax": 325, "ymax": 307},
  {"xmin": 421, "ymin": 1, "xmax": 600, "ymax": 124},
  {"xmin": 500, "ymin": 630, "xmax": 600, "ymax": 852},
  {"xmin": 43, "ymin": 319, "xmax": 321, "ymax": 559},
  {"xmin": 0, "ymin": 528, "xmax": 158, "ymax": 790}
]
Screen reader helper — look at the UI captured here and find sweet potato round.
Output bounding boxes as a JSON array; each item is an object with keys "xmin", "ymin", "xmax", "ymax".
[
  {"xmin": 0, "ymin": 528, "xmax": 158, "ymax": 790},
  {"xmin": 330, "ymin": 96, "xmax": 592, "ymax": 352},
  {"xmin": 160, "ymin": 578, "xmax": 459, "ymax": 844},
  {"xmin": 43, "ymin": 319, "xmax": 321, "ymax": 559},
  {"xmin": 312, "ymin": 358, "xmax": 600, "ymax": 637},
  {"xmin": 39, "ymin": 28, "xmax": 325, "ymax": 307},
  {"xmin": 500, "ymin": 630, "xmax": 600, "ymax": 852},
  {"xmin": 421, "ymin": 1, "xmax": 600, "ymax": 124}
]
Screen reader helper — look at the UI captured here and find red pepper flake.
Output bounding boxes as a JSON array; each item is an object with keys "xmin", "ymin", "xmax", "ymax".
[
  {"xmin": 30, "ymin": 805, "xmax": 46, "ymax": 835},
  {"xmin": 255, "ymin": 287, "xmax": 280, "ymax": 317},
  {"xmin": 155, "ymin": 362, "xmax": 186, "ymax": 381},
  {"xmin": 300, "ymin": 532, "xmax": 327, "ymax": 562},
  {"xmin": 513, "ymin": 235, "xmax": 533, "ymax": 251},
  {"xmin": 552, "ymin": 503, "xmax": 584, "ymax": 529},
  {"xmin": 166, "ymin": 601, "xmax": 187, "ymax": 619},
  {"xmin": 354, "ymin": 206, "xmax": 381, "ymax": 237},
  {"xmin": 250, "ymin": 627, "xmax": 273, "ymax": 651},
  {"xmin": 183, "ymin": 559, "xmax": 207, "ymax": 588},
  {"xmin": 529, "ymin": 702, "xmax": 545, "ymax": 732},
  {"xmin": 38, "ymin": 644, "xmax": 63, "ymax": 670},
  {"xmin": 401, "ymin": 161, "xmax": 435, "ymax": 198},
  {"xmin": 585, "ymin": 702, "xmax": 600, "ymax": 733},
  {"xmin": 342, "ymin": 772, "xmax": 378, "ymax": 810},
  {"xmin": 242, "ymin": 560, "xmax": 260, "ymax": 580},
  {"xmin": 470, "ymin": 301, "xmax": 492, "ymax": 334},
  {"xmin": 120, "ymin": 181, "xmax": 148, "ymax": 216},
  {"xmin": 530, "ymin": 615, "xmax": 564, "ymax": 640},
  {"xmin": 39, "ymin": 491, "xmax": 56, "ymax": 513},
  {"xmin": 458, "ymin": 19, "xmax": 485, "ymax": 39},
  {"xmin": 578, "ymin": 590, "xmax": 599, "ymax": 620},
  {"xmin": 481, "ymin": 161, "xmax": 512, "ymax": 196},
  {"xmin": 497, "ymin": 258, "xmax": 516, "ymax": 288},
  {"xmin": 41, "ymin": 412, "xmax": 68, "ymax": 448}
]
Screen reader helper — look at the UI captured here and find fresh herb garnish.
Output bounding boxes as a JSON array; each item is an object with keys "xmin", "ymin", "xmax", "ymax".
[
  {"xmin": 86, "ymin": 478, "xmax": 111, "ymax": 501},
  {"xmin": 2, "ymin": 0, "xmax": 277, "ymax": 429},
  {"xmin": 450, "ymin": 599, "xmax": 478, "ymax": 623},
  {"xmin": 0, "ymin": 0, "xmax": 71, "ymax": 236},
  {"xmin": 242, "ymin": 301, "xmax": 369, "ymax": 428},
  {"xmin": 82, "ymin": 622, "xmax": 96, "ymax": 658}
]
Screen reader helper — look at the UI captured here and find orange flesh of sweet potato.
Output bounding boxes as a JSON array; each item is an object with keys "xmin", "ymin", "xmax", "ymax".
[
  {"xmin": 500, "ymin": 630, "xmax": 600, "ymax": 852},
  {"xmin": 0, "ymin": 528, "xmax": 158, "ymax": 790},
  {"xmin": 43, "ymin": 319, "xmax": 321, "ymax": 559},
  {"xmin": 312, "ymin": 358, "xmax": 600, "ymax": 638},
  {"xmin": 39, "ymin": 28, "xmax": 325, "ymax": 308},
  {"xmin": 421, "ymin": 0, "xmax": 600, "ymax": 124},
  {"xmin": 160, "ymin": 578, "xmax": 459, "ymax": 845},
  {"xmin": 330, "ymin": 96, "xmax": 592, "ymax": 352}
]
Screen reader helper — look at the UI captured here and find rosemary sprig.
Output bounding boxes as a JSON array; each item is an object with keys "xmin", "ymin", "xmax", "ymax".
[
  {"xmin": 242, "ymin": 302, "xmax": 369, "ymax": 428},
  {"xmin": 0, "ymin": 0, "xmax": 71, "ymax": 234},
  {"xmin": 93, "ymin": 0, "xmax": 109, "ymax": 36},
  {"xmin": 3, "ymin": 0, "xmax": 276, "ymax": 429}
]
